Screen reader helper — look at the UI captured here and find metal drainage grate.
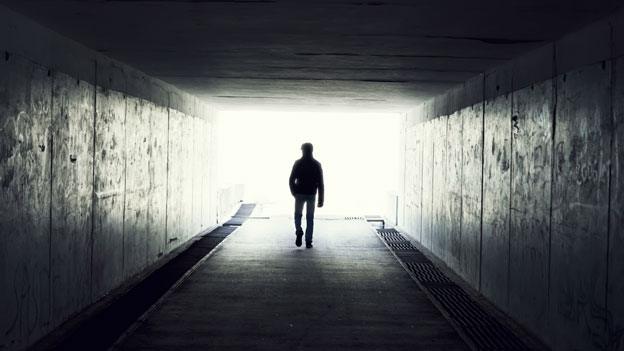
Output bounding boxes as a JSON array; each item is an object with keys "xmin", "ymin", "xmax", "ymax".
[
  {"xmin": 377, "ymin": 228, "xmax": 530, "ymax": 351},
  {"xmin": 378, "ymin": 229, "xmax": 407, "ymax": 242},
  {"xmin": 386, "ymin": 241, "xmax": 417, "ymax": 251},
  {"xmin": 403, "ymin": 262, "xmax": 454, "ymax": 285}
]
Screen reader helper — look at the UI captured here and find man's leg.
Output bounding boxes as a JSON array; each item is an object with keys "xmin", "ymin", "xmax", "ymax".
[
  {"xmin": 304, "ymin": 195, "xmax": 316, "ymax": 246},
  {"xmin": 294, "ymin": 195, "xmax": 304, "ymax": 246}
]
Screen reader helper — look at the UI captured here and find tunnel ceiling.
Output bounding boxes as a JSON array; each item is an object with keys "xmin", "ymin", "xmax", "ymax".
[{"xmin": 1, "ymin": 0, "xmax": 619, "ymax": 112}]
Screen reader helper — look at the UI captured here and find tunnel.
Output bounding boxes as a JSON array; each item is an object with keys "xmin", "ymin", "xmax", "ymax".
[{"xmin": 0, "ymin": 1, "xmax": 623, "ymax": 350}]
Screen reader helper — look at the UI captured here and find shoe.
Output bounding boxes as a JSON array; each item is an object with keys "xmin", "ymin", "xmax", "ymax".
[
  {"xmin": 295, "ymin": 229, "xmax": 303, "ymax": 247},
  {"xmin": 306, "ymin": 242, "xmax": 313, "ymax": 249}
]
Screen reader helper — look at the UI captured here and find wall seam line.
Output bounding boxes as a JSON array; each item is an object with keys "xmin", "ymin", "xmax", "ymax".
[
  {"xmin": 459, "ymin": 104, "xmax": 464, "ymax": 276},
  {"xmin": 419, "ymin": 116, "xmax": 425, "ymax": 244},
  {"xmin": 478, "ymin": 73, "xmax": 485, "ymax": 292},
  {"xmin": 145, "ymin": 99, "xmax": 150, "ymax": 267},
  {"xmin": 164, "ymin": 93, "xmax": 171, "ymax": 251},
  {"xmin": 48, "ymin": 68, "xmax": 54, "ymax": 326},
  {"xmin": 90, "ymin": 60, "xmax": 97, "ymax": 301},
  {"xmin": 121, "ymin": 91, "xmax": 128, "ymax": 277},
  {"xmin": 604, "ymin": 20, "xmax": 616, "ymax": 345},
  {"xmin": 547, "ymin": 41, "xmax": 557, "ymax": 324},
  {"xmin": 402, "ymin": 114, "xmax": 408, "ymax": 233},
  {"xmin": 430, "ymin": 121, "xmax": 435, "ymax": 251},
  {"xmin": 507, "ymin": 74, "xmax": 513, "ymax": 309}
]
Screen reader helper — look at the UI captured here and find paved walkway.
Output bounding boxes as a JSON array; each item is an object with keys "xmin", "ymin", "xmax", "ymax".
[{"xmin": 115, "ymin": 217, "xmax": 469, "ymax": 350}]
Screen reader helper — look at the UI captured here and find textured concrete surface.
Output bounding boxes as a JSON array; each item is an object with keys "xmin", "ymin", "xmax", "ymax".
[
  {"xmin": 431, "ymin": 117, "xmax": 447, "ymax": 260},
  {"xmin": 0, "ymin": 1, "xmax": 619, "ymax": 111},
  {"xmin": 445, "ymin": 111, "xmax": 463, "ymax": 271},
  {"xmin": 608, "ymin": 56, "xmax": 624, "ymax": 351},
  {"xmin": 93, "ymin": 87, "xmax": 127, "ymax": 299},
  {"xmin": 481, "ymin": 80, "xmax": 512, "ymax": 311},
  {"xmin": 403, "ymin": 123, "xmax": 423, "ymax": 243},
  {"xmin": 508, "ymin": 80, "xmax": 552, "ymax": 336},
  {"xmin": 145, "ymin": 102, "xmax": 168, "ymax": 266},
  {"xmin": 50, "ymin": 71, "xmax": 95, "ymax": 326},
  {"xmin": 0, "ymin": 8, "xmax": 219, "ymax": 349},
  {"xmin": 550, "ymin": 62, "xmax": 611, "ymax": 351},
  {"xmin": 116, "ymin": 218, "xmax": 469, "ymax": 351},
  {"xmin": 458, "ymin": 103, "xmax": 482, "ymax": 288},
  {"xmin": 421, "ymin": 120, "xmax": 434, "ymax": 251},
  {"xmin": 399, "ymin": 12, "xmax": 624, "ymax": 351},
  {"xmin": 0, "ymin": 53, "xmax": 52, "ymax": 350},
  {"xmin": 1, "ymin": 1, "xmax": 623, "ymax": 351}
]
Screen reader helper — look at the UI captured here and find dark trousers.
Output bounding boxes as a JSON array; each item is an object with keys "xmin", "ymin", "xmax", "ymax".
[{"xmin": 294, "ymin": 194, "xmax": 316, "ymax": 243}]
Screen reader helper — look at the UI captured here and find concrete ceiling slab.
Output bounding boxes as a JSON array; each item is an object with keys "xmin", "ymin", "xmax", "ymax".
[{"xmin": 1, "ymin": 0, "xmax": 619, "ymax": 111}]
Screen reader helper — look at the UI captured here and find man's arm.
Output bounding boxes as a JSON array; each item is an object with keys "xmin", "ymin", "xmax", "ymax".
[
  {"xmin": 289, "ymin": 162, "xmax": 297, "ymax": 196},
  {"xmin": 317, "ymin": 163, "xmax": 324, "ymax": 207}
]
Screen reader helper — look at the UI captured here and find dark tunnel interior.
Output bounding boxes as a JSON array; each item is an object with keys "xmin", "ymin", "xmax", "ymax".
[{"xmin": 0, "ymin": 1, "xmax": 623, "ymax": 350}]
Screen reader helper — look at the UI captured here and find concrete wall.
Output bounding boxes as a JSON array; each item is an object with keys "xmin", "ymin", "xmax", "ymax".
[
  {"xmin": 216, "ymin": 184, "xmax": 245, "ymax": 223},
  {"xmin": 0, "ymin": 5, "xmax": 217, "ymax": 350},
  {"xmin": 399, "ymin": 11, "xmax": 624, "ymax": 351}
]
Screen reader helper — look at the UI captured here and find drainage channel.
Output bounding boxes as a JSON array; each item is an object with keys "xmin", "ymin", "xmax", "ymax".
[
  {"xmin": 376, "ymin": 228, "xmax": 534, "ymax": 351},
  {"xmin": 223, "ymin": 203, "xmax": 262, "ymax": 226},
  {"xmin": 34, "ymin": 204, "xmax": 256, "ymax": 351}
]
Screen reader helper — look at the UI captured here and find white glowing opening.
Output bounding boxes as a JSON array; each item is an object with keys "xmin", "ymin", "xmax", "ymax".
[{"xmin": 217, "ymin": 111, "xmax": 401, "ymax": 217}]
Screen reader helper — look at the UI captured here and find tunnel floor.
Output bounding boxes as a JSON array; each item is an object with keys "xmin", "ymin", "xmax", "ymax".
[{"xmin": 113, "ymin": 217, "xmax": 469, "ymax": 350}]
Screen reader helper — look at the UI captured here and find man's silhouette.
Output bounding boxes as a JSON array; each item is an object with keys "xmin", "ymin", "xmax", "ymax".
[{"xmin": 289, "ymin": 143, "xmax": 324, "ymax": 248}]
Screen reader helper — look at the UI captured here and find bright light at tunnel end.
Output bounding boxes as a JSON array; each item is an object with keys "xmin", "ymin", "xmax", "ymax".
[{"xmin": 217, "ymin": 110, "xmax": 402, "ymax": 217}]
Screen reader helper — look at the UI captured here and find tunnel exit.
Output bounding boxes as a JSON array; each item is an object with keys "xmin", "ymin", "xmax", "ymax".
[
  {"xmin": 2, "ymin": 1, "xmax": 623, "ymax": 350},
  {"xmin": 217, "ymin": 111, "xmax": 401, "ymax": 216}
]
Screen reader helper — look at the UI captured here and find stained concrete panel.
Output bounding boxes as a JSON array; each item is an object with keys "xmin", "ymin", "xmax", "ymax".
[
  {"xmin": 200, "ymin": 120, "xmax": 213, "ymax": 229},
  {"xmin": 146, "ymin": 103, "xmax": 168, "ymax": 264},
  {"xmin": 433, "ymin": 93, "xmax": 450, "ymax": 119},
  {"xmin": 550, "ymin": 63, "xmax": 611, "ymax": 351},
  {"xmin": 413, "ymin": 124, "xmax": 424, "ymax": 242},
  {"xmin": 92, "ymin": 88, "xmax": 126, "ymax": 299},
  {"xmin": 123, "ymin": 97, "xmax": 150, "ymax": 278},
  {"xmin": 508, "ymin": 80, "xmax": 553, "ymax": 335},
  {"xmin": 608, "ymin": 57, "xmax": 624, "ymax": 351},
  {"xmin": 191, "ymin": 116, "xmax": 203, "ymax": 233},
  {"xmin": 481, "ymin": 92, "xmax": 511, "ymax": 310},
  {"xmin": 403, "ymin": 125, "xmax": 414, "ymax": 237},
  {"xmin": 402, "ymin": 125, "xmax": 414, "ymax": 237},
  {"xmin": 404, "ymin": 124, "xmax": 423, "ymax": 242},
  {"xmin": 181, "ymin": 114, "xmax": 195, "ymax": 239},
  {"xmin": 0, "ymin": 55, "xmax": 52, "ymax": 350},
  {"xmin": 424, "ymin": 100, "xmax": 435, "ymax": 122},
  {"xmin": 459, "ymin": 104, "xmax": 483, "ymax": 288},
  {"xmin": 447, "ymin": 86, "xmax": 464, "ymax": 116},
  {"xmin": 445, "ymin": 111, "xmax": 463, "ymax": 271},
  {"xmin": 421, "ymin": 120, "xmax": 434, "ymax": 250},
  {"xmin": 209, "ymin": 117, "xmax": 219, "ymax": 226},
  {"xmin": 166, "ymin": 109, "xmax": 184, "ymax": 251},
  {"xmin": 431, "ymin": 116, "xmax": 447, "ymax": 259},
  {"xmin": 50, "ymin": 72, "xmax": 94, "ymax": 325},
  {"xmin": 401, "ymin": 125, "xmax": 410, "ymax": 234}
]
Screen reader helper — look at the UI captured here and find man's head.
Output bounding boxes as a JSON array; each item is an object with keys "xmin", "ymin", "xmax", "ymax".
[{"xmin": 301, "ymin": 142, "xmax": 313, "ymax": 157}]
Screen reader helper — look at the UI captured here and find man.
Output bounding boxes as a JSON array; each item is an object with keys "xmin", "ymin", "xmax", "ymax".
[{"xmin": 289, "ymin": 142, "xmax": 324, "ymax": 248}]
